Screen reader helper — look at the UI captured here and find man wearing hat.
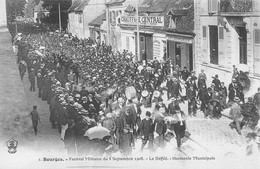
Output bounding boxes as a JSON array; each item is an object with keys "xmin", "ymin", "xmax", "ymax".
[
  {"xmin": 172, "ymin": 106, "xmax": 187, "ymax": 148},
  {"xmin": 181, "ymin": 66, "xmax": 191, "ymax": 82},
  {"xmin": 154, "ymin": 109, "xmax": 167, "ymax": 151},
  {"xmin": 229, "ymin": 97, "xmax": 244, "ymax": 135},
  {"xmin": 66, "ymin": 96, "xmax": 78, "ymax": 121},
  {"xmin": 197, "ymin": 84, "xmax": 211, "ymax": 118},
  {"xmin": 212, "ymin": 74, "xmax": 221, "ymax": 91},
  {"xmin": 140, "ymin": 111, "xmax": 154, "ymax": 152},
  {"xmin": 57, "ymin": 101, "xmax": 69, "ymax": 140},
  {"xmin": 118, "ymin": 108, "xmax": 135, "ymax": 156},
  {"xmin": 49, "ymin": 94, "xmax": 58, "ymax": 129},
  {"xmin": 167, "ymin": 97, "xmax": 180, "ymax": 115},
  {"xmin": 142, "ymin": 50, "xmax": 147, "ymax": 65},
  {"xmin": 253, "ymin": 88, "xmax": 260, "ymax": 117},
  {"xmin": 80, "ymin": 86, "xmax": 89, "ymax": 97},
  {"xmin": 241, "ymin": 97, "xmax": 259, "ymax": 129},
  {"xmin": 28, "ymin": 68, "xmax": 36, "ymax": 92},
  {"xmin": 187, "ymin": 85, "xmax": 197, "ymax": 116},
  {"xmin": 198, "ymin": 69, "xmax": 207, "ymax": 83},
  {"xmin": 141, "ymin": 90, "xmax": 151, "ymax": 108},
  {"xmin": 18, "ymin": 60, "xmax": 27, "ymax": 81},
  {"xmin": 37, "ymin": 71, "xmax": 44, "ymax": 98}
]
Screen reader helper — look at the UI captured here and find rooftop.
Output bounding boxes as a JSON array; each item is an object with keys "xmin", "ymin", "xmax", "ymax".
[{"xmin": 89, "ymin": 11, "xmax": 106, "ymax": 27}]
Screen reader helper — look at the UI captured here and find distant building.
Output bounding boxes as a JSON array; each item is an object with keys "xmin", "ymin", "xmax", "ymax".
[
  {"xmin": 88, "ymin": 11, "xmax": 107, "ymax": 44},
  {"xmin": 194, "ymin": 0, "xmax": 260, "ymax": 95},
  {"xmin": 106, "ymin": 0, "xmax": 127, "ymax": 52},
  {"xmin": 67, "ymin": 0, "xmax": 106, "ymax": 39},
  {"xmin": 0, "ymin": 0, "xmax": 7, "ymax": 30},
  {"xmin": 116, "ymin": 0, "xmax": 194, "ymax": 69},
  {"xmin": 34, "ymin": 1, "xmax": 50, "ymax": 23}
]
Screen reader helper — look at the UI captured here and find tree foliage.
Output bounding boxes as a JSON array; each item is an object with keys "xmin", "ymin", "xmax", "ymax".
[
  {"xmin": 6, "ymin": 0, "xmax": 27, "ymax": 23},
  {"xmin": 41, "ymin": 0, "xmax": 72, "ymax": 30}
]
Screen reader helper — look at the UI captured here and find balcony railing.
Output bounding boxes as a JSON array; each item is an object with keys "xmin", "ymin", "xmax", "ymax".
[{"xmin": 220, "ymin": 0, "xmax": 252, "ymax": 13}]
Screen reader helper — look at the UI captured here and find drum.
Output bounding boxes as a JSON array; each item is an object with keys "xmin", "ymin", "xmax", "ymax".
[{"xmin": 125, "ymin": 86, "xmax": 136, "ymax": 100}]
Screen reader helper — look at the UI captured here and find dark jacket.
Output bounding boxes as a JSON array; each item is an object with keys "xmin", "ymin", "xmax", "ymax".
[
  {"xmin": 154, "ymin": 118, "xmax": 166, "ymax": 135},
  {"xmin": 181, "ymin": 70, "xmax": 191, "ymax": 81},
  {"xmin": 253, "ymin": 93, "xmax": 260, "ymax": 107},
  {"xmin": 28, "ymin": 71, "xmax": 35, "ymax": 82},
  {"xmin": 140, "ymin": 118, "xmax": 154, "ymax": 137},
  {"xmin": 37, "ymin": 76, "xmax": 44, "ymax": 88},
  {"xmin": 57, "ymin": 106, "xmax": 69, "ymax": 125},
  {"xmin": 197, "ymin": 88, "xmax": 210, "ymax": 102},
  {"xmin": 167, "ymin": 102, "xmax": 179, "ymax": 115}
]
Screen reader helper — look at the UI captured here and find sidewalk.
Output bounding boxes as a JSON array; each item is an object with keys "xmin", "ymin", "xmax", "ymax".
[{"xmin": 0, "ymin": 31, "xmax": 29, "ymax": 140}]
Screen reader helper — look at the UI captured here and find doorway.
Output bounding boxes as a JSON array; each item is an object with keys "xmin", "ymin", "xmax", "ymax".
[
  {"xmin": 209, "ymin": 25, "xmax": 218, "ymax": 65},
  {"xmin": 136, "ymin": 33, "xmax": 153, "ymax": 61},
  {"xmin": 235, "ymin": 26, "xmax": 247, "ymax": 64}
]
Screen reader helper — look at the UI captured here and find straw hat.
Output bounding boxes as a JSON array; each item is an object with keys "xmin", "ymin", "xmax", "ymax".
[
  {"xmin": 142, "ymin": 90, "xmax": 149, "ymax": 97},
  {"xmin": 153, "ymin": 90, "xmax": 160, "ymax": 98}
]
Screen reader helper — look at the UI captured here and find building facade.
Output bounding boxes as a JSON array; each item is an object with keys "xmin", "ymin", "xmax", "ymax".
[
  {"xmin": 106, "ymin": 0, "xmax": 127, "ymax": 52},
  {"xmin": 34, "ymin": 1, "xmax": 50, "ymax": 23},
  {"xmin": 68, "ymin": 0, "xmax": 106, "ymax": 39},
  {"xmin": 117, "ymin": 0, "xmax": 194, "ymax": 70},
  {"xmin": 194, "ymin": 0, "xmax": 260, "ymax": 95},
  {"xmin": 0, "ymin": 0, "xmax": 7, "ymax": 30},
  {"xmin": 89, "ymin": 12, "xmax": 107, "ymax": 44}
]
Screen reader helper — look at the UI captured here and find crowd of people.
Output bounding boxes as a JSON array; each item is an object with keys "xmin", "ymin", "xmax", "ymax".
[{"xmin": 15, "ymin": 30, "xmax": 260, "ymax": 157}]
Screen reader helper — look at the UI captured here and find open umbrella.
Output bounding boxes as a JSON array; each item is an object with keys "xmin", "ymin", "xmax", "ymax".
[{"xmin": 84, "ymin": 126, "xmax": 110, "ymax": 140}]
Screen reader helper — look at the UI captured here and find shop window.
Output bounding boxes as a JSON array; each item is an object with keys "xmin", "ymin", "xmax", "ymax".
[
  {"xmin": 219, "ymin": 27, "xmax": 224, "ymax": 39},
  {"xmin": 126, "ymin": 37, "xmax": 130, "ymax": 50},
  {"xmin": 209, "ymin": 26, "xmax": 219, "ymax": 65},
  {"xmin": 255, "ymin": 29, "xmax": 260, "ymax": 44},
  {"xmin": 203, "ymin": 26, "xmax": 207, "ymax": 38}
]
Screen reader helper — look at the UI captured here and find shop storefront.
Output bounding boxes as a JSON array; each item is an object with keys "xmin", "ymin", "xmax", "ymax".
[
  {"xmin": 167, "ymin": 33, "xmax": 194, "ymax": 71},
  {"xmin": 119, "ymin": 15, "xmax": 165, "ymax": 60}
]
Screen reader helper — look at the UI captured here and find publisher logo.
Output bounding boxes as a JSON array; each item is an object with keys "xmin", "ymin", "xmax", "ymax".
[{"xmin": 6, "ymin": 138, "xmax": 18, "ymax": 154}]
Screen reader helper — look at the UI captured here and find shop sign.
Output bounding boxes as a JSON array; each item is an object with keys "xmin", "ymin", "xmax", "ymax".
[
  {"xmin": 167, "ymin": 35, "xmax": 193, "ymax": 44},
  {"xmin": 120, "ymin": 16, "xmax": 164, "ymax": 27}
]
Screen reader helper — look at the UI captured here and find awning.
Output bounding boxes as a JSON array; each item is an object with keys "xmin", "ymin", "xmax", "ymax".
[
  {"xmin": 106, "ymin": 0, "xmax": 125, "ymax": 5},
  {"xmin": 89, "ymin": 12, "xmax": 106, "ymax": 27},
  {"xmin": 67, "ymin": 0, "xmax": 81, "ymax": 12},
  {"xmin": 67, "ymin": 0, "xmax": 90, "ymax": 13}
]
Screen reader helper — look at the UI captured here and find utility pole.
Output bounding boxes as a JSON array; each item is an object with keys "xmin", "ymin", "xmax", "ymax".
[
  {"xmin": 105, "ymin": 0, "xmax": 110, "ymax": 45},
  {"xmin": 136, "ymin": 1, "xmax": 140, "ymax": 61},
  {"xmin": 15, "ymin": 10, "xmax": 18, "ymax": 34},
  {"xmin": 58, "ymin": 2, "xmax": 62, "ymax": 32}
]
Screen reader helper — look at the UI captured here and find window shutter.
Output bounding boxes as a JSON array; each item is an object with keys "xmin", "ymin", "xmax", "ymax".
[
  {"xmin": 208, "ymin": 0, "xmax": 218, "ymax": 14},
  {"xmin": 203, "ymin": 26, "xmax": 207, "ymax": 38},
  {"xmin": 255, "ymin": 29, "xmax": 260, "ymax": 44},
  {"xmin": 219, "ymin": 27, "xmax": 224, "ymax": 39},
  {"xmin": 126, "ymin": 37, "xmax": 130, "ymax": 50}
]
